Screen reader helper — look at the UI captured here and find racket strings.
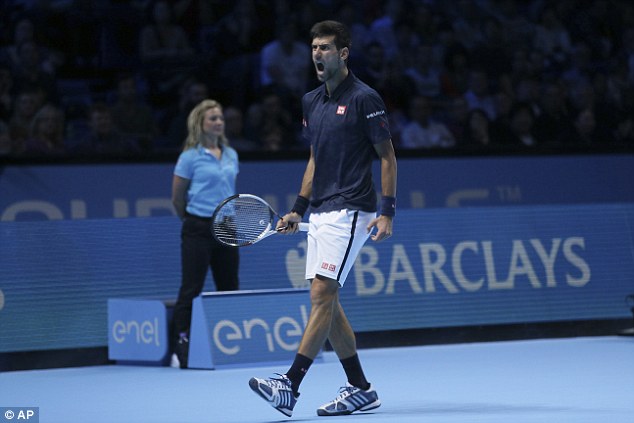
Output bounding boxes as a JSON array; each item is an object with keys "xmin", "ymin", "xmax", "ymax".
[{"xmin": 212, "ymin": 197, "xmax": 274, "ymax": 246}]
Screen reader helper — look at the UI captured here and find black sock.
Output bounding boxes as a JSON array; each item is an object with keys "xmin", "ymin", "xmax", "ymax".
[
  {"xmin": 286, "ymin": 353, "xmax": 313, "ymax": 396},
  {"xmin": 341, "ymin": 353, "xmax": 370, "ymax": 390}
]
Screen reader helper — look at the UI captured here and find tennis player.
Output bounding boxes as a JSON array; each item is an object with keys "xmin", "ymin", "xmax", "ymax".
[{"xmin": 249, "ymin": 20, "xmax": 397, "ymax": 417}]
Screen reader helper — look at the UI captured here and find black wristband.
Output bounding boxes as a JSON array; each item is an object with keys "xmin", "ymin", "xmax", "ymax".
[
  {"xmin": 291, "ymin": 195, "xmax": 309, "ymax": 217},
  {"xmin": 380, "ymin": 196, "xmax": 396, "ymax": 217}
]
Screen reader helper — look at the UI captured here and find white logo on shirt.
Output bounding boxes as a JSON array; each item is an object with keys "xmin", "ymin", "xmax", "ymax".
[{"xmin": 366, "ymin": 110, "xmax": 385, "ymax": 119}]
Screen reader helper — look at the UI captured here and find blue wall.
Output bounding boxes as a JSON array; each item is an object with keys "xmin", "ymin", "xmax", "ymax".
[
  {"xmin": 2, "ymin": 154, "xmax": 634, "ymax": 222},
  {"xmin": 1, "ymin": 154, "xmax": 634, "ymax": 353}
]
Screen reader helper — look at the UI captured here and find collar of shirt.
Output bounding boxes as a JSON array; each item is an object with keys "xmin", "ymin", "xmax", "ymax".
[
  {"xmin": 322, "ymin": 71, "xmax": 355, "ymax": 102},
  {"xmin": 197, "ymin": 143, "xmax": 223, "ymax": 157}
]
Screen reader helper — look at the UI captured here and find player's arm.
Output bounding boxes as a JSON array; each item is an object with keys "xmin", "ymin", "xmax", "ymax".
[
  {"xmin": 297, "ymin": 147, "xmax": 315, "ymax": 201},
  {"xmin": 172, "ymin": 175, "xmax": 190, "ymax": 220},
  {"xmin": 368, "ymin": 139, "xmax": 397, "ymax": 241},
  {"xmin": 277, "ymin": 147, "xmax": 315, "ymax": 233}
]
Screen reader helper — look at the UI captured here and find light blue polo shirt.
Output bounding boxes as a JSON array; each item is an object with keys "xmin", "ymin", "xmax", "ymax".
[{"xmin": 174, "ymin": 144, "xmax": 239, "ymax": 217}]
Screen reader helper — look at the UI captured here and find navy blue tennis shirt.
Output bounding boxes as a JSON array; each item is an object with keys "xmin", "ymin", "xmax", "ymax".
[{"xmin": 302, "ymin": 71, "xmax": 392, "ymax": 214}]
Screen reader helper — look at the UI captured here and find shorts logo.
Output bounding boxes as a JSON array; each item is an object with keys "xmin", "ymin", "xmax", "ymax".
[
  {"xmin": 336, "ymin": 105, "xmax": 347, "ymax": 115},
  {"xmin": 321, "ymin": 262, "xmax": 337, "ymax": 272}
]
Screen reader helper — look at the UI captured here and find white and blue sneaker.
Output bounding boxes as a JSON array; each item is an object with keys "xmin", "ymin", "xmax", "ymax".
[
  {"xmin": 316, "ymin": 383, "xmax": 381, "ymax": 416},
  {"xmin": 249, "ymin": 374, "xmax": 298, "ymax": 417}
]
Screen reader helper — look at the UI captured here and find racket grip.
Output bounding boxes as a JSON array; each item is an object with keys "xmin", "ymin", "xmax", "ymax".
[{"xmin": 298, "ymin": 222, "xmax": 309, "ymax": 232}]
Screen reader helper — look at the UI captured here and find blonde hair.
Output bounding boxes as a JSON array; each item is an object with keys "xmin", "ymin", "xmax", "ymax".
[{"xmin": 182, "ymin": 99, "xmax": 228, "ymax": 151}]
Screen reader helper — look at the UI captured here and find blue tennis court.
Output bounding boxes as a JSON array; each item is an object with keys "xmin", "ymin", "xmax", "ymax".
[{"xmin": 1, "ymin": 336, "xmax": 632, "ymax": 423}]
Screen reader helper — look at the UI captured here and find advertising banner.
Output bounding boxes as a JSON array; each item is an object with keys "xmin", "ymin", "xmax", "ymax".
[
  {"xmin": 2, "ymin": 155, "xmax": 634, "ymax": 222},
  {"xmin": 1, "ymin": 203, "xmax": 633, "ymax": 353},
  {"xmin": 188, "ymin": 289, "xmax": 313, "ymax": 369}
]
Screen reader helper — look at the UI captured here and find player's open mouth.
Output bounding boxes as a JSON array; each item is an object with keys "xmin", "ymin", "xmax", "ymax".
[{"xmin": 316, "ymin": 63, "xmax": 324, "ymax": 71}]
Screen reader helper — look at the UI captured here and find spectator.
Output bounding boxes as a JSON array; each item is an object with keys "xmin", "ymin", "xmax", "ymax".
[
  {"xmin": 3, "ymin": 17, "xmax": 36, "ymax": 68},
  {"xmin": 260, "ymin": 18, "xmax": 311, "ymax": 104},
  {"xmin": 613, "ymin": 110, "xmax": 634, "ymax": 147},
  {"xmin": 71, "ymin": 103, "xmax": 139, "ymax": 157},
  {"xmin": 463, "ymin": 67, "xmax": 496, "ymax": 120},
  {"xmin": 139, "ymin": 0, "xmax": 195, "ymax": 63},
  {"xmin": 164, "ymin": 78, "xmax": 209, "ymax": 150},
  {"xmin": 451, "ymin": 0, "xmax": 486, "ymax": 50},
  {"xmin": 507, "ymin": 48, "xmax": 533, "ymax": 87},
  {"xmin": 23, "ymin": 103, "xmax": 66, "ymax": 157},
  {"xmin": 567, "ymin": 78, "xmax": 612, "ymax": 136},
  {"xmin": 605, "ymin": 61, "xmax": 633, "ymax": 114},
  {"xmin": 336, "ymin": 2, "xmax": 373, "ymax": 53},
  {"xmin": 399, "ymin": 96, "xmax": 455, "ymax": 149},
  {"xmin": 2, "ymin": 17, "xmax": 64, "ymax": 77},
  {"xmin": 410, "ymin": 3, "xmax": 440, "ymax": 43},
  {"xmin": 533, "ymin": 81, "xmax": 572, "ymax": 147},
  {"xmin": 461, "ymin": 108, "xmax": 499, "ymax": 149},
  {"xmin": 439, "ymin": 43, "xmax": 471, "ymax": 99},
  {"xmin": 369, "ymin": 0, "xmax": 405, "ymax": 62},
  {"xmin": 0, "ymin": 120, "xmax": 11, "ymax": 157},
  {"xmin": 110, "ymin": 73, "xmax": 159, "ymax": 153},
  {"xmin": 560, "ymin": 107, "xmax": 608, "ymax": 148},
  {"xmin": 515, "ymin": 76, "xmax": 543, "ymax": 117},
  {"xmin": 470, "ymin": 17, "xmax": 511, "ymax": 80},
  {"xmin": 0, "ymin": 64, "xmax": 14, "ymax": 122},
  {"xmin": 355, "ymin": 41, "xmax": 389, "ymax": 97},
  {"xmin": 214, "ymin": 0, "xmax": 270, "ymax": 60},
  {"xmin": 245, "ymin": 90, "xmax": 296, "ymax": 150},
  {"xmin": 496, "ymin": 101, "xmax": 541, "ymax": 148},
  {"xmin": 622, "ymin": 28, "xmax": 634, "ymax": 83},
  {"xmin": 8, "ymin": 87, "xmax": 42, "ymax": 152},
  {"xmin": 443, "ymin": 95, "xmax": 470, "ymax": 142},
  {"xmin": 404, "ymin": 43, "xmax": 442, "ymax": 99},
  {"xmin": 223, "ymin": 106, "xmax": 258, "ymax": 152},
  {"xmin": 494, "ymin": 0, "xmax": 535, "ymax": 52},
  {"xmin": 391, "ymin": 20, "xmax": 420, "ymax": 71},
  {"xmin": 10, "ymin": 40, "xmax": 58, "ymax": 104},
  {"xmin": 490, "ymin": 89, "xmax": 515, "ymax": 141},
  {"xmin": 533, "ymin": 6, "xmax": 572, "ymax": 71},
  {"xmin": 258, "ymin": 123, "xmax": 286, "ymax": 152},
  {"xmin": 214, "ymin": 0, "xmax": 272, "ymax": 109},
  {"xmin": 139, "ymin": 0, "xmax": 197, "ymax": 108},
  {"xmin": 561, "ymin": 41, "xmax": 594, "ymax": 87}
]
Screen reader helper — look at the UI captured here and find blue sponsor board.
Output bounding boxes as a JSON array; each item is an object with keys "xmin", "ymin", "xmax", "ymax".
[
  {"xmin": 1, "ymin": 155, "xmax": 634, "ymax": 221},
  {"xmin": 1, "ymin": 203, "xmax": 633, "ymax": 353},
  {"xmin": 188, "ymin": 289, "xmax": 313, "ymax": 369},
  {"xmin": 340, "ymin": 204, "xmax": 634, "ymax": 330},
  {"xmin": 107, "ymin": 299, "xmax": 170, "ymax": 363}
]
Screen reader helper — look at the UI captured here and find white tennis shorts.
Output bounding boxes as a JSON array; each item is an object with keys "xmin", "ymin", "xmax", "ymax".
[{"xmin": 305, "ymin": 209, "xmax": 375, "ymax": 286}]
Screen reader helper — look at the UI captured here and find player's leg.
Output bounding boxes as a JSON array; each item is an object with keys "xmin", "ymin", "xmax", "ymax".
[
  {"xmin": 248, "ymin": 274, "xmax": 339, "ymax": 417},
  {"xmin": 328, "ymin": 300, "xmax": 368, "ymax": 389},
  {"xmin": 284, "ymin": 210, "xmax": 360, "ymax": 394},
  {"xmin": 297, "ymin": 275, "xmax": 339, "ymax": 358},
  {"xmin": 249, "ymin": 210, "xmax": 375, "ymax": 416},
  {"xmin": 283, "ymin": 275, "xmax": 339, "ymax": 394},
  {"xmin": 316, "ymin": 210, "xmax": 381, "ymax": 416}
]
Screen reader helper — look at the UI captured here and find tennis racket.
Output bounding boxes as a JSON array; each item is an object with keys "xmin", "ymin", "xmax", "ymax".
[{"xmin": 211, "ymin": 194, "xmax": 309, "ymax": 247}]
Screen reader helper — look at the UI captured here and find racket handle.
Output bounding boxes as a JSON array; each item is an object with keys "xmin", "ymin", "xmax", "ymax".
[{"xmin": 298, "ymin": 222, "xmax": 309, "ymax": 232}]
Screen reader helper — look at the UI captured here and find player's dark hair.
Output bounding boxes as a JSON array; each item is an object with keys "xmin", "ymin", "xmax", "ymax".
[{"xmin": 310, "ymin": 20, "xmax": 351, "ymax": 51}]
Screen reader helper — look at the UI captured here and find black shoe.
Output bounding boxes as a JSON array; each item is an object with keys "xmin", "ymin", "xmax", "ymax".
[{"xmin": 175, "ymin": 335, "xmax": 189, "ymax": 369}]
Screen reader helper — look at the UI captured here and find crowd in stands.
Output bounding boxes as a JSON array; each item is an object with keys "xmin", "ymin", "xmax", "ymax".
[{"xmin": 1, "ymin": 0, "xmax": 633, "ymax": 160}]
